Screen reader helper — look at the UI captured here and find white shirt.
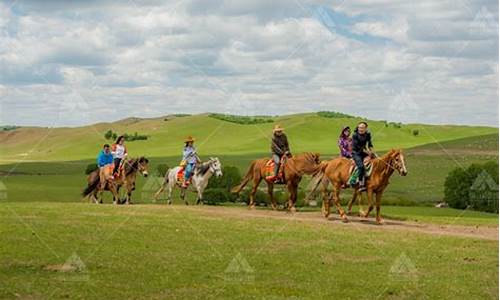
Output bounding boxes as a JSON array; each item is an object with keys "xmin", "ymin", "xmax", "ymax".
[{"xmin": 112, "ymin": 144, "xmax": 127, "ymax": 159}]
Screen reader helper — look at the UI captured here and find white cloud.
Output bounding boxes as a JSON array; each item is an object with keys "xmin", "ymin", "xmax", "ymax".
[{"xmin": 0, "ymin": 0, "xmax": 497, "ymax": 126}]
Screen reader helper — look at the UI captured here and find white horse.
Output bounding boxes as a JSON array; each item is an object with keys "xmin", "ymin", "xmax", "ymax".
[{"xmin": 154, "ymin": 157, "xmax": 223, "ymax": 205}]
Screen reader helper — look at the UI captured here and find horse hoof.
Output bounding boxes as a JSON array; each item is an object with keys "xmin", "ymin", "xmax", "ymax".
[
  {"xmin": 341, "ymin": 217, "xmax": 349, "ymax": 223},
  {"xmin": 376, "ymin": 218, "xmax": 384, "ymax": 225}
]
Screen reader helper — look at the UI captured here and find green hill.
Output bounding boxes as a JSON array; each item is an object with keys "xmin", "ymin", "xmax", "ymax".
[{"xmin": 0, "ymin": 112, "xmax": 497, "ymax": 163}]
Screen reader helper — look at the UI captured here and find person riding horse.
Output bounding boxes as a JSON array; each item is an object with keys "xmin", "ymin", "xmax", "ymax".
[
  {"xmin": 111, "ymin": 135, "xmax": 128, "ymax": 178},
  {"xmin": 271, "ymin": 124, "xmax": 291, "ymax": 183},
  {"xmin": 352, "ymin": 122, "xmax": 375, "ymax": 191},
  {"xmin": 97, "ymin": 144, "xmax": 114, "ymax": 187},
  {"xmin": 182, "ymin": 136, "xmax": 201, "ymax": 188}
]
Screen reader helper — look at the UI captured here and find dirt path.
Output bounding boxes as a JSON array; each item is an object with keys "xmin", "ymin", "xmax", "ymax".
[{"xmin": 178, "ymin": 206, "xmax": 498, "ymax": 241}]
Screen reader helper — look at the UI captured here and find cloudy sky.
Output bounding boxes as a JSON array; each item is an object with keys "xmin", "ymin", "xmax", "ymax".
[{"xmin": 0, "ymin": 0, "xmax": 498, "ymax": 127}]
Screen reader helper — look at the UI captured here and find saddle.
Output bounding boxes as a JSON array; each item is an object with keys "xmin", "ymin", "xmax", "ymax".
[
  {"xmin": 176, "ymin": 166, "xmax": 193, "ymax": 187},
  {"xmin": 347, "ymin": 157, "xmax": 373, "ymax": 187},
  {"xmin": 264, "ymin": 156, "xmax": 287, "ymax": 184}
]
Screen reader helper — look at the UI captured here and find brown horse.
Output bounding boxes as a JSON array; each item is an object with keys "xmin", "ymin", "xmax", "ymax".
[
  {"xmin": 312, "ymin": 149, "xmax": 407, "ymax": 224},
  {"xmin": 82, "ymin": 157, "xmax": 150, "ymax": 204},
  {"xmin": 231, "ymin": 152, "xmax": 322, "ymax": 212}
]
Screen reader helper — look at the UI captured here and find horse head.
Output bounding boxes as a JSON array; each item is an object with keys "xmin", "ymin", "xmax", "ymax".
[
  {"xmin": 138, "ymin": 156, "xmax": 150, "ymax": 177},
  {"xmin": 209, "ymin": 157, "xmax": 223, "ymax": 177},
  {"xmin": 389, "ymin": 149, "xmax": 408, "ymax": 176}
]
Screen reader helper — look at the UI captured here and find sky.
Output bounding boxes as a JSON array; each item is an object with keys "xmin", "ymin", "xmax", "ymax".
[{"xmin": 0, "ymin": 0, "xmax": 498, "ymax": 127}]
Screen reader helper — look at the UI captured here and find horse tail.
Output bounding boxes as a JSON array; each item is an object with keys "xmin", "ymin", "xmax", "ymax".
[
  {"xmin": 305, "ymin": 161, "xmax": 329, "ymax": 201},
  {"xmin": 82, "ymin": 173, "xmax": 100, "ymax": 197},
  {"xmin": 231, "ymin": 160, "xmax": 256, "ymax": 194}
]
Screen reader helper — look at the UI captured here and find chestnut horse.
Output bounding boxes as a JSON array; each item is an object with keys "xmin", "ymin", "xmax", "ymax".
[
  {"xmin": 312, "ymin": 149, "xmax": 407, "ymax": 224},
  {"xmin": 231, "ymin": 152, "xmax": 322, "ymax": 212},
  {"xmin": 82, "ymin": 157, "xmax": 150, "ymax": 204}
]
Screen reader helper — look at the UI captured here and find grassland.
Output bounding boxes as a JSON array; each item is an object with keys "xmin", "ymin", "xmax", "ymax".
[
  {"xmin": 0, "ymin": 202, "xmax": 497, "ymax": 299},
  {"xmin": 0, "ymin": 113, "xmax": 497, "ymax": 162}
]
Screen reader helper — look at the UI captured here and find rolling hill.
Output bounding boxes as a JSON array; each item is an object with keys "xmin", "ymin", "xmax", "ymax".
[{"xmin": 0, "ymin": 113, "xmax": 497, "ymax": 163}]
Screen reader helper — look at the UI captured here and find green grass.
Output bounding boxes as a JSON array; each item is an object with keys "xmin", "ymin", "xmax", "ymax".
[
  {"xmin": 1, "ymin": 134, "xmax": 497, "ymax": 209},
  {"xmin": 0, "ymin": 113, "xmax": 497, "ymax": 162},
  {"xmin": 0, "ymin": 202, "xmax": 497, "ymax": 299}
]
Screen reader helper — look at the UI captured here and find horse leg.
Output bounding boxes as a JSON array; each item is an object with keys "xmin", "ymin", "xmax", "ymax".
[
  {"xmin": 196, "ymin": 186, "xmax": 203, "ymax": 205},
  {"xmin": 249, "ymin": 177, "xmax": 261, "ymax": 209},
  {"xmin": 362, "ymin": 189, "xmax": 375, "ymax": 218},
  {"xmin": 375, "ymin": 191, "xmax": 384, "ymax": 225},
  {"xmin": 154, "ymin": 183, "xmax": 165, "ymax": 201},
  {"xmin": 321, "ymin": 180, "xmax": 330, "ymax": 218},
  {"xmin": 181, "ymin": 188, "xmax": 188, "ymax": 205},
  {"xmin": 167, "ymin": 184, "xmax": 173, "ymax": 205},
  {"xmin": 347, "ymin": 189, "xmax": 358, "ymax": 215},
  {"xmin": 286, "ymin": 181, "xmax": 297, "ymax": 213},
  {"xmin": 267, "ymin": 182, "xmax": 277, "ymax": 210},
  {"xmin": 332, "ymin": 185, "xmax": 348, "ymax": 222}
]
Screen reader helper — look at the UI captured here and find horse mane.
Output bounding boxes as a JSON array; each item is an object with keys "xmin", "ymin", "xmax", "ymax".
[
  {"xmin": 372, "ymin": 149, "xmax": 399, "ymax": 174},
  {"xmin": 124, "ymin": 158, "xmax": 139, "ymax": 176},
  {"xmin": 196, "ymin": 160, "xmax": 211, "ymax": 176}
]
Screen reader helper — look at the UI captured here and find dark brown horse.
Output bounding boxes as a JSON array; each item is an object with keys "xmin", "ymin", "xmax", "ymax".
[
  {"xmin": 82, "ymin": 157, "xmax": 150, "ymax": 204},
  {"xmin": 311, "ymin": 149, "xmax": 407, "ymax": 224},
  {"xmin": 231, "ymin": 152, "xmax": 322, "ymax": 212}
]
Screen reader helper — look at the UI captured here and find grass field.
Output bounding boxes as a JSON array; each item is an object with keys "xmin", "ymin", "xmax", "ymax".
[
  {"xmin": 1, "ymin": 113, "xmax": 497, "ymax": 162},
  {"xmin": 1, "ymin": 134, "xmax": 497, "ymax": 207},
  {"xmin": 0, "ymin": 113, "xmax": 498, "ymax": 299},
  {"xmin": 0, "ymin": 202, "xmax": 497, "ymax": 299}
]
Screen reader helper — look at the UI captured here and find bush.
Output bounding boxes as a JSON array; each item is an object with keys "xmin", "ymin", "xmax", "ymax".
[
  {"xmin": 156, "ymin": 164, "xmax": 169, "ymax": 177},
  {"xmin": 317, "ymin": 111, "xmax": 355, "ymax": 119},
  {"xmin": 104, "ymin": 130, "xmax": 148, "ymax": 141},
  {"xmin": 202, "ymin": 188, "xmax": 233, "ymax": 205},
  {"xmin": 85, "ymin": 163, "xmax": 98, "ymax": 175},
  {"xmin": 208, "ymin": 166, "xmax": 242, "ymax": 192},
  {"xmin": 209, "ymin": 113, "xmax": 274, "ymax": 125},
  {"xmin": 238, "ymin": 189, "xmax": 269, "ymax": 205},
  {"xmin": 104, "ymin": 130, "xmax": 113, "ymax": 140},
  {"xmin": 444, "ymin": 161, "xmax": 499, "ymax": 213},
  {"xmin": 412, "ymin": 129, "xmax": 419, "ymax": 136}
]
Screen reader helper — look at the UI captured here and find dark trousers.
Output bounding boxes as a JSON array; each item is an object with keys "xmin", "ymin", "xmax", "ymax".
[
  {"xmin": 352, "ymin": 152, "xmax": 367, "ymax": 182},
  {"xmin": 113, "ymin": 158, "xmax": 122, "ymax": 174}
]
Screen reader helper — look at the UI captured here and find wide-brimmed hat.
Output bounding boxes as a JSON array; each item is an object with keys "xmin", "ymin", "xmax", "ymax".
[
  {"xmin": 273, "ymin": 124, "xmax": 284, "ymax": 132},
  {"xmin": 184, "ymin": 136, "xmax": 195, "ymax": 143}
]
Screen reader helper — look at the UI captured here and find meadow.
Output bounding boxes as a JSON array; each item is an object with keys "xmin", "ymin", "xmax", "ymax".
[{"xmin": 0, "ymin": 113, "xmax": 498, "ymax": 299}]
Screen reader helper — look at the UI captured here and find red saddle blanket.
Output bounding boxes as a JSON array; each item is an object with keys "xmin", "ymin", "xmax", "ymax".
[
  {"xmin": 264, "ymin": 159, "xmax": 285, "ymax": 183},
  {"xmin": 176, "ymin": 168, "xmax": 191, "ymax": 186}
]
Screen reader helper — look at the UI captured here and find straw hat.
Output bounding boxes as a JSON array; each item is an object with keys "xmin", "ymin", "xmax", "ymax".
[
  {"xmin": 184, "ymin": 135, "xmax": 195, "ymax": 143},
  {"xmin": 273, "ymin": 124, "xmax": 284, "ymax": 132}
]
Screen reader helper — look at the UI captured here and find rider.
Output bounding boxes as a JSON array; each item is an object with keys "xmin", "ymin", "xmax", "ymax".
[
  {"xmin": 111, "ymin": 135, "xmax": 127, "ymax": 177},
  {"xmin": 338, "ymin": 126, "xmax": 352, "ymax": 158},
  {"xmin": 97, "ymin": 144, "xmax": 114, "ymax": 187},
  {"xmin": 352, "ymin": 122, "xmax": 374, "ymax": 191},
  {"xmin": 271, "ymin": 124, "xmax": 291, "ymax": 182},
  {"xmin": 182, "ymin": 136, "xmax": 200, "ymax": 188}
]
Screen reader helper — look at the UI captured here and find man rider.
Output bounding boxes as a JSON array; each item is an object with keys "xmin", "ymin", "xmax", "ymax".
[
  {"xmin": 271, "ymin": 124, "xmax": 291, "ymax": 182},
  {"xmin": 352, "ymin": 122, "xmax": 375, "ymax": 191},
  {"xmin": 97, "ymin": 144, "xmax": 114, "ymax": 188}
]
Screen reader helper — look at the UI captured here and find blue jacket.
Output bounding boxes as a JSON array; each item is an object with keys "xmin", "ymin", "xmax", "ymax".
[
  {"xmin": 182, "ymin": 146, "xmax": 198, "ymax": 164},
  {"xmin": 97, "ymin": 150, "xmax": 114, "ymax": 167}
]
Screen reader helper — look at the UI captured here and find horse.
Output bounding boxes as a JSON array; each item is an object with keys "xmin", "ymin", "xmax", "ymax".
[
  {"xmin": 311, "ymin": 149, "xmax": 407, "ymax": 224},
  {"xmin": 231, "ymin": 152, "xmax": 322, "ymax": 212},
  {"xmin": 82, "ymin": 157, "xmax": 150, "ymax": 204},
  {"xmin": 154, "ymin": 157, "xmax": 223, "ymax": 205}
]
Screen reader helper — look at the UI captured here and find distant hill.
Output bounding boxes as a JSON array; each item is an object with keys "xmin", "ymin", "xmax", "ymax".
[{"xmin": 0, "ymin": 112, "xmax": 497, "ymax": 162}]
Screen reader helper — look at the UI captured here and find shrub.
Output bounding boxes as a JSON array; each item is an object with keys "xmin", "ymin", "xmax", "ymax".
[
  {"xmin": 317, "ymin": 111, "xmax": 355, "ymax": 118},
  {"xmin": 237, "ymin": 189, "xmax": 268, "ymax": 205},
  {"xmin": 156, "ymin": 164, "xmax": 169, "ymax": 177},
  {"xmin": 202, "ymin": 188, "xmax": 232, "ymax": 205},
  {"xmin": 444, "ymin": 161, "xmax": 499, "ymax": 213},
  {"xmin": 104, "ymin": 130, "xmax": 113, "ymax": 140},
  {"xmin": 208, "ymin": 166, "xmax": 242, "ymax": 192},
  {"xmin": 412, "ymin": 129, "xmax": 419, "ymax": 136},
  {"xmin": 85, "ymin": 163, "xmax": 98, "ymax": 175},
  {"xmin": 209, "ymin": 113, "xmax": 274, "ymax": 125}
]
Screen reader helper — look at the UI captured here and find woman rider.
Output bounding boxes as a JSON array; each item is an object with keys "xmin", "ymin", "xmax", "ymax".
[
  {"xmin": 338, "ymin": 126, "xmax": 352, "ymax": 158},
  {"xmin": 182, "ymin": 136, "xmax": 200, "ymax": 188},
  {"xmin": 111, "ymin": 135, "xmax": 127, "ymax": 177}
]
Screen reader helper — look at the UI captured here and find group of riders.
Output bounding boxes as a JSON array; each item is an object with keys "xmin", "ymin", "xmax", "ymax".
[{"xmin": 95, "ymin": 121, "xmax": 375, "ymax": 191}]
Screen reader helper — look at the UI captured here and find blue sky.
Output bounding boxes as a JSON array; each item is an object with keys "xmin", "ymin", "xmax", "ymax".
[{"xmin": 0, "ymin": 0, "xmax": 498, "ymax": 126}]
